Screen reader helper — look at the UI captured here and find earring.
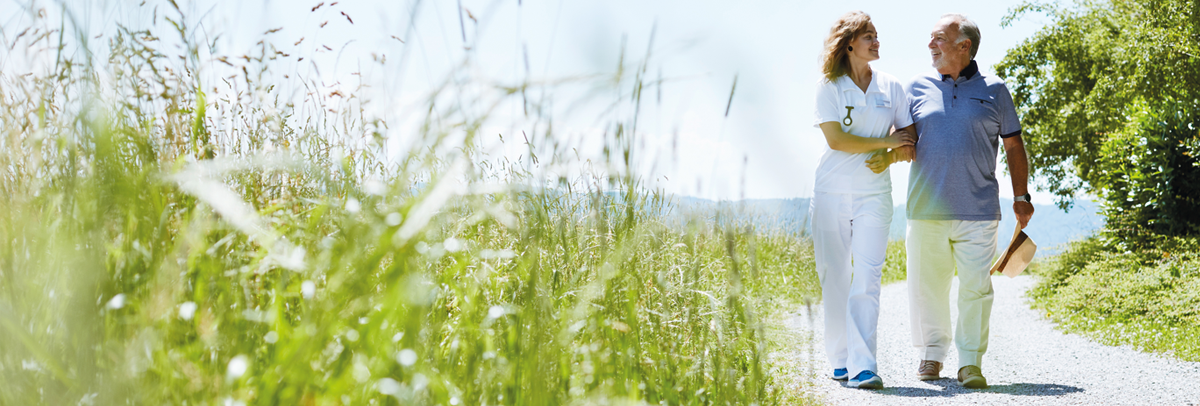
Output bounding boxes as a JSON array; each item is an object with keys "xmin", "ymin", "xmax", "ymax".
[{"xmin": 848, "ymin": 46, "xmax": 854, "ymax": 52}]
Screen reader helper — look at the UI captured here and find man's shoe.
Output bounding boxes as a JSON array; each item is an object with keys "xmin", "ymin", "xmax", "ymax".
[
  {"xmin": 848, "ymin": 370, "xmax": 884, "ymax": 389},
  {"xmin": 832, "ymin": 368, "xmax": 848, "ymax": 381},
  {"xmin": 957, "ymin": 365, "xmax": 988, "ymax": 389},
  {"xmin": 918, "ymin": 360, "xmax": 942, "ymax": 381}
]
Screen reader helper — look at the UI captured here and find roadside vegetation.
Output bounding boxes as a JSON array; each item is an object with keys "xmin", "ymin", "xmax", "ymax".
[
  {"xmin": 998, "ymin": 0, "xmax": 1200, "ymax": 361},
  {"xmin": 881, "ymin": 241, "xmax": 907, "ymax": 286},
  {"xmin": 1028, "ymin": 237, "xmax": 1200, "ymax": 361},
  {"xmin": 0, "ymin": 3, "xmax": 833, "ymax": 405}
]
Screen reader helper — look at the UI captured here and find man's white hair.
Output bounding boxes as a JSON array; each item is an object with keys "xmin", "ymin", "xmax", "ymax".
[{"xmin": 941, "ymin": 13, "xmax": 980, "ymax": 59}]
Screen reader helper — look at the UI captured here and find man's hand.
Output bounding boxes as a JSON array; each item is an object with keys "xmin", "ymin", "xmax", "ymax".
[
  {"xmin": 892, "ymin": 145, "xmax": 914, "ymax": 163},
  {"xmin": 1014, "ymin": 201, "xmax": 1034, "ymax": 229}
]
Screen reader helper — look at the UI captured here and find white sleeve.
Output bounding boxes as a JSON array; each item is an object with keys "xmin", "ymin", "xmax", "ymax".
[
  {"xmin": 814, "ymin": 79, "xmax": 843, "ymax": 128},
  {"xmin": 892, "ymin": 79, "xmax": 914, "ymax": 129}
]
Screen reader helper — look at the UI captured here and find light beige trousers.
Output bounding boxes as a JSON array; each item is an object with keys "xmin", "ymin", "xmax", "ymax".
[{"xmin": 906, "ymin": 219, "xmax": 998, "ymax": 369}]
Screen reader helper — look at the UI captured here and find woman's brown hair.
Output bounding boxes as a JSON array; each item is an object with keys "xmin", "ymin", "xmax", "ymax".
[{"xmin": 820, "ymin": 11, "xmax": 872, "ymax": 82}]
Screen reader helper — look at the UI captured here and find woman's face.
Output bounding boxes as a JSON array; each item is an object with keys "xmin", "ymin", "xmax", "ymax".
[{"xmin": 848, "ymin": 22, "xmax": 880, "ymax": 63}]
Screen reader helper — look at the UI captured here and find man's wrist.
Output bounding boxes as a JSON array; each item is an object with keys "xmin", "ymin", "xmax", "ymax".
[{"xmin": 1014, "ymin": 193, "xmax": 1032, "ymax": 203}]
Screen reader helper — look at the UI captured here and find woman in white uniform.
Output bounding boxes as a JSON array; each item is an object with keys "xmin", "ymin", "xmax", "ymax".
[{"xmin": 811, "ymin": 11, "xmax": 915, "ymax": 390}]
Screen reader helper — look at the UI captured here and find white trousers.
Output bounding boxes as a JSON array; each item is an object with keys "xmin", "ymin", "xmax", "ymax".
[
  {"xmin": 906, "ymin": 219, "xmax": 998, "ymax": 368},
  {"xmin": 811, "ymin": 191, "xmax": 892, "ymax": 377}
]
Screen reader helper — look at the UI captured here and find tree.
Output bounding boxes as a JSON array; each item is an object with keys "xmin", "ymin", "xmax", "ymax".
[{"xmin": 996, "ymin": 0, "xmax": 1200, "ymax": 240}]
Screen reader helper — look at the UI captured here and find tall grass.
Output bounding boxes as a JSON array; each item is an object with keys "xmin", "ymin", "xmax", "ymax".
[{"xmin": 0, "ymin": 3, "xmax": 823, "ymax": 405}]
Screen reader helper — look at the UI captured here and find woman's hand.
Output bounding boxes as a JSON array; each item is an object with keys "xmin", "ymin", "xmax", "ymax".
[
  {"xmin": 882, "ymin": 127, "xmax": 916, "ymax": 149},
  {"xmin": 865, "ymin": 126, "xmax": 916, "ymax": 173},
  {"xmin": 865, "ymin": 144, "xmax": 915, "ymax": 174},
  {"xmin": 865, "ymin": 149, "xmax": 891, "ymax": 174}
]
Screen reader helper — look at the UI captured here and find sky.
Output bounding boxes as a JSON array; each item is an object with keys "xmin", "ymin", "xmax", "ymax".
[{"xmin": 1, "ymin": 0, "xmax": 1062, "ymax": 205}]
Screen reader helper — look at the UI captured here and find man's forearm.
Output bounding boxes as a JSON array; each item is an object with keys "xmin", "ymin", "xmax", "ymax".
[
  {"xmin": 1003, "ymin": 136, "xmax": 1029, "ymax": 195},
  {"xmin": 1004, "ymin": 134, "xmax": 1034, "ymax": 228}
]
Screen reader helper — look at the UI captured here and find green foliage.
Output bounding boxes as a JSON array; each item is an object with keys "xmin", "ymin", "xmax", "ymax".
[
  {"xmin": 1004, "ymin": 0, "xmax": 1200, "ymax": 365},
  {"xmin": 1095, "ymin": 102, "xmax": 1200, "ymax": 246},
  {"xmin": 1029, "ymin": 236, "xmax": 1200, "ymax": 361},
  {"xmin": 996, "ymin": 0, "xmax": 1200, "ymax": 223},
  {"xmin": 0, "ymin": 5, "xmax": 825, "ymax": 406}
]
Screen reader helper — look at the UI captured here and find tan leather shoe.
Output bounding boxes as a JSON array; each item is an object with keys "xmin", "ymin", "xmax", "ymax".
[
  {"xmin": 957, "ymin": 365, "xmax": 988, "ymax": 389},
  {"xmin": 918, "ymin": 360, "xmax": 942, "ymax": 381}
]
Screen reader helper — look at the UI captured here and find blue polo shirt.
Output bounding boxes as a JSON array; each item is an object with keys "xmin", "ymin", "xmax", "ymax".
[{"xmin": 906, "ymin": 61, "xmax": 1022, "ymax": 221}]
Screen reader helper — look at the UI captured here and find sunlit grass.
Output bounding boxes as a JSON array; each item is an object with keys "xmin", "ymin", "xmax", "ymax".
[
  {"xmin": 0, "ymin": 3, "xmax": 831, "ymax": 405},
  {"xmin": 1028, "ymin": 236, "xmax": 1200, "ymax": 362}
]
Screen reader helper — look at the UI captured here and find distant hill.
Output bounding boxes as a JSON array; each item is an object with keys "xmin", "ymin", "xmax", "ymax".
[
  {"xmin": 669, "ymin": 196, "xmax": 813, "ymax": 235},
  {"xmin": 669, "ymin": 196, "xmax": 1102, "ymax": 255}
]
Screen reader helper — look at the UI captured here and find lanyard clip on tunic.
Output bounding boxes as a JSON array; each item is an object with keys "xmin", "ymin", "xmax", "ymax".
[{"xmin": 842, "ymin": 106, "xmax": 854, "ymax": 126}]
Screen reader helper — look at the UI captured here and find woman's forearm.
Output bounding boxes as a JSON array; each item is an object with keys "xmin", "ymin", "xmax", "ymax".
[{"xmin": 819, "ymin": 122, "xmax": 911, "ymax": 153}]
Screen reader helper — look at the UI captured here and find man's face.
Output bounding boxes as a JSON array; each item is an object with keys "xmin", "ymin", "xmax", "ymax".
[{"xmin": 929, "ymin": 19, "xmax": 969, "ymax": 73}]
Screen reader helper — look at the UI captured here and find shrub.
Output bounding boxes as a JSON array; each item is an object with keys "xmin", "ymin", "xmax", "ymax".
[{"xmin": 1096, "ymin": 101, "xmax": 1200, "ymax": 248}]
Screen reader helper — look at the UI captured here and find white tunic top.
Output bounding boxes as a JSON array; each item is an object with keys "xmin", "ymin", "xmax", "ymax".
[{"xmin": 812, "ymin": 69, "xmax": 913, "ymax": 195}]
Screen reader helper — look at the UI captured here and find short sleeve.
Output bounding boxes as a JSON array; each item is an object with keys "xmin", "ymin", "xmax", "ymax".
[
  {"xmin": 905, "ymin": 80, "xmax": 918, "ymax": 121},
  {"xmin": 997, "ymin": 85, "xmax": 1022, "ymax": 138},
  {"xmin": 814, "ymin": 79, "xmax": 843, "ymax": 128},
  {"xmin": 891, "ymin": 80, "xmax": 913, "ymax": 129}
]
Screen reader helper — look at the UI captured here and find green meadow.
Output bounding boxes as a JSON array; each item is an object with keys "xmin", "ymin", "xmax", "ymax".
[{"xmin": 0, "ymin": 4, "xmax": 841, "ymax": 405}]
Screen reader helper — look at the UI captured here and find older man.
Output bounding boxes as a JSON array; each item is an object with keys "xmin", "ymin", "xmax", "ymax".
[{"xmin": 871, "ymin": 14, "xmax": 1035, "ymax": 389}]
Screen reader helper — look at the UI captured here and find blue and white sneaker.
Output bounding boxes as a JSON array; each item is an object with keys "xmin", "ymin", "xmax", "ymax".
[
  {"xmin": 848, "ymin": 370, "xmax": 884, "ymax": 389},
  {"xmin": 832, "ymin": 368, "xmax": 848, "ymax": 381}
]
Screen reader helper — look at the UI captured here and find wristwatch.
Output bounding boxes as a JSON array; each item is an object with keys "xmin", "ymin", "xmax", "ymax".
[{"xmin": 1015, "ymin": 193, "xmax": 1032, "ymax": 203}]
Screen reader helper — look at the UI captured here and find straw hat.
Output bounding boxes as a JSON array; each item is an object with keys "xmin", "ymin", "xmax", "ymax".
[{"xmin": 990, "ymin": 226, "xmax": 1036, "ymax": 278}]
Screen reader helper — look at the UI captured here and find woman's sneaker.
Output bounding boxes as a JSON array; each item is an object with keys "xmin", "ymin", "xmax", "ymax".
[
  {"xmin": 848, "ymin": 370, "xmax": 884, "ymax": 389},
  {"xmin": 832, "ymin": 368, "xmax": 848, "ymax": 381}
]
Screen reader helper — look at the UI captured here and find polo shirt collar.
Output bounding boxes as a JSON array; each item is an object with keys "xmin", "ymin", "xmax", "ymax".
[
  {"xmin": 836, "ymin": 70, "xmax": 880, "ymax": 94},
  {"xmin": 940, "ymin": 60, "xmax": 979, "ymax": 81}
]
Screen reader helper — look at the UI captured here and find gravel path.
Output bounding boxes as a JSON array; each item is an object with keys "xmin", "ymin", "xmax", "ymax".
[{"xmin": 785, "ymin": 275, "xmax": 1200, "ymax": 405}]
